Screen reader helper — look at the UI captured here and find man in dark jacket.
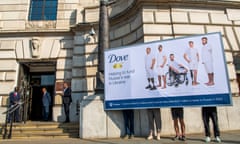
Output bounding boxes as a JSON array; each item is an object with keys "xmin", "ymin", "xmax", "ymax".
[
  {"xmin": 63, "ymin": 82, "xmax": 72, "ymax": 123},
  {"xmin": 8, "ymin": 87, "xmax": 21, "ymax": 122}
]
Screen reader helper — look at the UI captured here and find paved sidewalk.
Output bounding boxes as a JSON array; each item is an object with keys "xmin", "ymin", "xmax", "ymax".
[{"xmin": 1, "ymin": 130, "xmax": 240, "ymax": 144}]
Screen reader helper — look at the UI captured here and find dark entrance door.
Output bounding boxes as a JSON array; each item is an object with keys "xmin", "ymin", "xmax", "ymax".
[{"xmin": 29, "ymin": 73, "xmax": 55, "ymax": 121}]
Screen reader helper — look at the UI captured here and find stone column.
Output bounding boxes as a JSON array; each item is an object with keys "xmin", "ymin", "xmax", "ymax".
[{"xmin": 95, "ymin": 0, "xmax": 109, "ymax": 93}]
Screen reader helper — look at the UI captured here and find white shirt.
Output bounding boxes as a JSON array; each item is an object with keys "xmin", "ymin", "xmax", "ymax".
[
  {"xmin": 168, "ymin": 60, "xmax": 180, "ymax": 70},
  {"xmin": 156, "ymin": 51, "xmax": 166, "ymax": 67},
  {"xmin": 185, "ymin": 48, "xmax": 198, "ymax": 63},
  {"xmin": 202, "ymin": 43, "xmax": 213, "ymax": 63},
  {"xmin": 145, "ymin": 53, "xmax": 155, "ymax": 69}
]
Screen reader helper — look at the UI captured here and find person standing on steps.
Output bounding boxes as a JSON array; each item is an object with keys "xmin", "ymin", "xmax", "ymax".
[
  {"xmin": 63, "ymin": 82, "xmax": 72, "ymax": 123},
  {"xmin": 8, "ymin": 87, "xmax": 21, "ymax": 122},
  {"xmin": 42, "ymin": 87, "xmax": 51, "ymax": 121}
]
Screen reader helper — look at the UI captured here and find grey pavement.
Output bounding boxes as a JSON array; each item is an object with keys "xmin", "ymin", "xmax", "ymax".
[{"xmin": 1, "ymin": 130, "xmax": 240, "ymax": 144}]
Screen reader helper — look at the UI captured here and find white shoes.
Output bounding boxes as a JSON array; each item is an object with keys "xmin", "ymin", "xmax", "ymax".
[
  {"xmin": 147, "ymin": 133, "xmax": 161, "ymax": 140},
  {"xmin": 157, "ymin": 133, "xmax": 161, "ymax": 140},
  {"xmin": 205, "ymin": 136, "xmax": 221, "ymax": 143},
  {"xmin": 205, "ymin": 136, "xmax": 211, "ymax": 143},
  {"xmin": 147, "ymin": 135, "xmax": 153, "ymax": 140},
  {"xmin": 215, "ymin": 136, "xmax": 221, "ymax": 143}
]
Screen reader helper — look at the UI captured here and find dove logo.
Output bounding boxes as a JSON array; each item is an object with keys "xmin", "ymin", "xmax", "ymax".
[{"xmin": 108, "ymin": 54, "xmax": 128, "ymax": 63}]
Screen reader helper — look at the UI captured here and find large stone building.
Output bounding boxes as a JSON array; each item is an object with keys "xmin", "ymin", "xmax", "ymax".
[{"xmin": 0, "ymin": 0, "xmax": 240, "ymax": 138}]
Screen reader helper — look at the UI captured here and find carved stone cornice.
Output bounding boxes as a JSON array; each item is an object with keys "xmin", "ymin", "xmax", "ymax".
[{"xmin": 26, "ymin": 21, "xmax": 57, "ymax": 30}]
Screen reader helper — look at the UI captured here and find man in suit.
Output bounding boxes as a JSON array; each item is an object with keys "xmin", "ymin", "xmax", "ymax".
[
  {"xmin": 8, "ymin": 87, "xmax": 21, "ymax": 122},
  {"xmin": 42, "ymin": 87, "xmax": 51, "ymax": 121},
  {"xmin": 63, "ymin": 82, "xmax": 72, "ymax": 123}
]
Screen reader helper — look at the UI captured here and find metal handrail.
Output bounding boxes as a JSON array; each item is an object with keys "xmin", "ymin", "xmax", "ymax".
[{"xmin": 2, "ymin": 101, "xmax": 24, "ymax": 139}]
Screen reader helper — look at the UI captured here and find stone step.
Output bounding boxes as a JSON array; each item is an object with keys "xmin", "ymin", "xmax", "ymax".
[
  {"xmin": 9, "ymin": 133, "xmax": 79, "ymax": 139},
  {"xmin": 11, "ymin": 128, "xmax": 79, "ymax": 134},
  {"xmin": 0, "ymin": 121, "xmax": 79, "ymax": 139},
  {"xmin": 10, "ymin": 121, "xmax": 78, "ymax": 127}
]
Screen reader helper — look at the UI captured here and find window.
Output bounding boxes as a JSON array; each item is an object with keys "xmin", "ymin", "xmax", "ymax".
[
  {"xmin": 41, "ymin": 75, "xmax": 55, "ymax": 85},
  {"xmin": 29, "ymin": 0, "xmax": 58, "ymax": 21}
]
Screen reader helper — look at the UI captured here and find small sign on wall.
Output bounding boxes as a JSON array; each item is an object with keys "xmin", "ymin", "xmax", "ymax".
[{"xmin": 55, "ymin": 82, "xmax": 64, "ymax": 91}]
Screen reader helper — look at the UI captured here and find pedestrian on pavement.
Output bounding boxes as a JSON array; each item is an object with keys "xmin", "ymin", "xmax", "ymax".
[
  {"xmin": 122, "ymin": 109, "xmax": 134, "ymax": 139},
  {"xmin": 171, "ymin": 107, "xmax": 186, "ymax": 141},
  {"xmin": 202, "ymin": 107, "xmax": 221, "ymax": 143},
  {"xmin": 147, "ymin": 108, "xmax": 162, "ymax": 140}
]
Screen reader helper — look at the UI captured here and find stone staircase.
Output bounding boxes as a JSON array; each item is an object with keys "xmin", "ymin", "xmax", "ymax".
[{"xmin": 0, "ymin": 121, "xmax": 79, "ymax": 139}]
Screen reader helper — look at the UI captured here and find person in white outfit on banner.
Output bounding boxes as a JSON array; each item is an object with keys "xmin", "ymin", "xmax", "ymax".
[
  {"xmin": 184, "ymin": 41, "xmax": 200, "ymax": 86},
  {"xmin": 145, "ymin": 47, "xmax": 157, "ymax": 90},
  {"xmin": 201, "ymin": 37, "xmax": 214, "ymax": 86},
  {"xmin": 156, "ymin": 45, "xmax": 167, "ymax": 89}
]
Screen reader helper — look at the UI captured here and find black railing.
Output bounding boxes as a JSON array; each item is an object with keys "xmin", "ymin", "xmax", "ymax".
[{"xmin": 2, "ymin": 102, "xmax": 24, "ymax": 139}]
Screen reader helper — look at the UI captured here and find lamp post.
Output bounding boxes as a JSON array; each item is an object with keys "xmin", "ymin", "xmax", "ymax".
[{"xmin": 95, "ymin": 0, "xmax": 109, "ymax": 94}]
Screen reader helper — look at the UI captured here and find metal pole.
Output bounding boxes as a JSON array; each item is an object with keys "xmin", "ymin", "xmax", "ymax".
[{"xmin": 95, "ymin": 0, "xmax": 109, "ymax": 94}]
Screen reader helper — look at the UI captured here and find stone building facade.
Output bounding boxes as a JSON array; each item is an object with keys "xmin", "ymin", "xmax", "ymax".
[{"xmin": 0, "ymin": 0, "xmax": 240, "ymax": 138}]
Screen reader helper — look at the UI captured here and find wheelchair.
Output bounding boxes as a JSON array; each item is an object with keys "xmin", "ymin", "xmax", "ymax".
[{"xmin": 165, "ymin": 67, "xmax": 189, "ymax": 87}]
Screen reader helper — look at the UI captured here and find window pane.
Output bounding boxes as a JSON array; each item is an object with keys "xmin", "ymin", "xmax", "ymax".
[
  {"xmin": 29, "ymin": 0, "xmax": 58, "ymax": 21},
  {"xmin": 31, "ymin": 8, "xmax": 42, "ymax": 15},
  {"xmin": 41, "ymin": 75, "xmax": 55, "ymax": 85},
  {"xmin": 44, "ymin": 7, "xmax": 55, "ymax": 13},
  {"xmin": 45, "ymin": 1, "xmax": 56, "ymax": 6},
  {"xmin": 32, "ymin": 1, "xmax": 43, "ymax": 8}
]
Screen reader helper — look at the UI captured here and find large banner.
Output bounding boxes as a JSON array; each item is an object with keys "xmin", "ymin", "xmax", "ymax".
[{"xmin": 104, "ymin": 32, "xmax": 232, "ymax": 110}]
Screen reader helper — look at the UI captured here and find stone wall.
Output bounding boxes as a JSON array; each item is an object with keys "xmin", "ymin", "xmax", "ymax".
[
  {"xmin": 71, "ymin": 30, "xmax": 97, "ymax": 102},
  {"xmin": 0, "ymin": 36, "xmax": 75, "ymax": 123},
  {"xmin": 79, "ymin": 0, "xmax": 240, "ymax": 138},
  {"xmin": 0, "ymin": 39, "xmax": 18, "ymax": 108}
]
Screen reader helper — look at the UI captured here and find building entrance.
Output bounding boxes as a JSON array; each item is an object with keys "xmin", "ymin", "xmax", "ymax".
[
  {"xmin": 29, "ymin": 73, "xmax": 55, "ymax": 121},
  {"xmin": 19, "ymin": 62, "xmax": 56, "ymax": 121}
]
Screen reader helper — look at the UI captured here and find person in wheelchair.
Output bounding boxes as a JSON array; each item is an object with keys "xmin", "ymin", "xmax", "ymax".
[{"xmin": 167, "ymin": 54, "xmax": 189, "ymax": 87}]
